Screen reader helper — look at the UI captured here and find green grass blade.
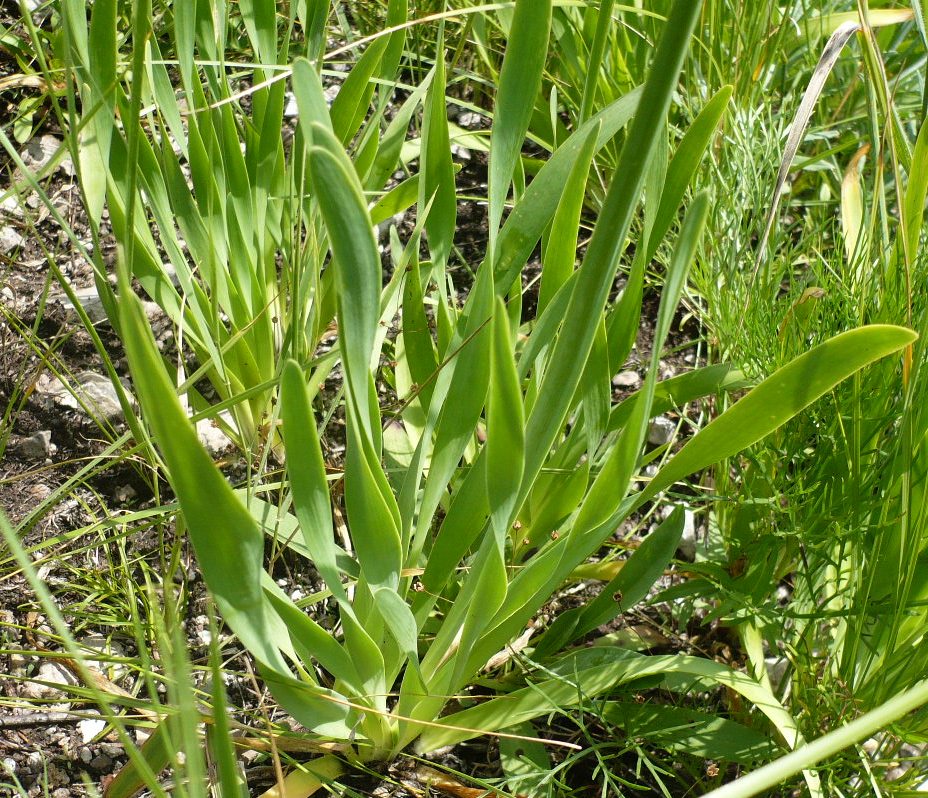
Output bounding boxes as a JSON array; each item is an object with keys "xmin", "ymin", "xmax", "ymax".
[
  {"xmin": 636, "ymin": 325, "xmax": 918, "ymax": 509},
  {"xmin": 494, "ymin": 88, "xmax": 641, "ymax": 293},
  {"xmin": 521, "ymin": 0, "xmax": 702, "ymax": 502},
  {"xmin": 118, "ymin": 272, "xmax": 288, "ymax": 674},
  {"xmin": 538, "ymin": 121, "xmax": 599, "ymax": 314},
  {"xmin": 419, "ymin": 38, "xmax": 457, "ymax": 274},
  {"xmin": 280, "ymin": 360, "xmax": 346, "ymax": 601},
  {"xmin": 486, "ymin": 296, "xmax": 525, "ymax": 536},
  {"xmin": 488, "ymin": 0, "xmax": 552, "ymax": 257}
]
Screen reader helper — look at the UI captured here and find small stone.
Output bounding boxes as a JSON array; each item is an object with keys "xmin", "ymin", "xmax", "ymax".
[
  {"xmin": 81, "ymin": 636, "xmax": 128, "ymax": 681},
  {"xmin": 0, "ymin": 194, "xmax": 24, "ymax": 219},
  {"xmin": 196, "ymin": 411, "xmax": 234, "ymax": 457},
  {"xmin": 115, "ymin": 484, "xmax": 136, "ymax": 503},
  {"xmin": 0, "ymin": 226, "xmax": 25, "ymax": 254},
  {"xmin": 450, "ymin": 144, "xmax": 472, "ymax": 161},
  {"xmin": 79, "ymin": 747, "xmax": 93, "ymax": 764},
  {"xmin": 88, "ymin": 754, "xmax": 112, "ymax": 773},
  {"xmin": 40, "ymin": 661, "xmax": 76, "ymax": 684},
  {"xmin": 457, "ymin": 111, "xmax": 482, "ymax": 128},
  {"xmin": 14, "ymin": 430, "xmax": 52, "ymax": 460},
  {"xmin": 284, "ymin": 92, "xmax": 299, "ymax": 117},
  {"xmin": 38, "ymin": 371, "xmax": 133, "ymax": 421},
  {"xmin": 612, "ymin": 371, "xmax": 641, "ymax": 389},
  {"xmin": 21, "ymin": 135, "xmax": 72, "ymax": 176},
  {"xmin": 1, "ymin": 757, "xmax": 16, "ymax": 774},
  {"xmin": 56, "ymin": 285, "xmax": 108, "ymax": 325},
  {"xmin": 52, "ymin": 788, "xmax": 70, "ymax": 798},
  {"xmin": 677, "ymin": 509, "xmax": 698, "ymax": 562},
  {"xmin": 22, "ymin": 661, "xmax": 77, "ymax": 700},
  {"xmin": 647, "ymin": 416, "xmax": 676, "ymax": 447},
  {"xmin": 9, "ymin": 651, "xmax": 28, "ymax": 670}
]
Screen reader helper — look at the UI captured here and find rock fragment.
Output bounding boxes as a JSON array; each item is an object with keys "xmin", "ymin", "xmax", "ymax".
[
  {"xmin": 612, "ymin": 370, "xmax": 641, "ymax": 389},
  {"xmin": 36, "ymin": 371, "xmax": 134, "ymax": 422},
  {"xmin": 647, "ymin": 416, "xmax": 676, "ymax": 447},
  {"xmin": 0, "ymin": 226, "xmax": 25, "ymax": 254},
  {"xmin": 12, "ymin": 430, "xmax": 53, "ymax": 460}
]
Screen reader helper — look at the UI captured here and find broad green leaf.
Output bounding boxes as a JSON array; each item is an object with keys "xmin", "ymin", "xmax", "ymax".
[
  {"xmin": 372, "ymin": 585, "xmax": 421, "ymax": 674},
  {"xmin": 486, "ymin": 296, "xmax": 525, "ymax": 536},
  {"xmin": 488, "ymin": 0, "xmax": 552, "ymax": 256},
  {"xmin": 306, "ymin": 125, "xmax": 381, "ymax": 438},
  {"xmin": 538, "ymin": 121, "xmax": 598, "ymax": 314},
  {"xmin": 343, "ymin": 412, "xmax": 403, "ymax": 590},
  {"xmin": 412, "ymin": 265, "xmax": 495, "ymax": 555},
  {"xmin": 419, "ymin": 43, "xmax": 457, "ymax": 273},
  {"xmin": 259, "ymin": 668, "xmax": 356, "ymax": 740},
  {"xmin": 534, "ymin": 507, "xmax": 684, "ymax": 659},
  {"xmin": 519, "ymin": 450, "xmax": 589, "ymax": 549},
  {"xmin": 636, "ymin": 325, "xmax": 918, "ymax": 509},
  {"xmin": 280, "ymin": 360, "xmax": 346, "ymax": 602},
  {"xmin": 420, "ymin": 451, "xmax": 489, "ymax": 595},
  {"xmin": 416, "ymin": 648, "xmax": 805, "ymax": 755},
  {"xmin": 330, "ymin": 35, "xmax": 390, "ymax": 146},
  {"xmin": 366, "ymin": 77, "xmax": 430, "ymax": 190},
  {"xmin": 118, "ymin": 273, "xmax": 288, "ymax": 674},
  {"xmin": 447, "ymin": 534, "xmax": 510, "ymax": 691}
]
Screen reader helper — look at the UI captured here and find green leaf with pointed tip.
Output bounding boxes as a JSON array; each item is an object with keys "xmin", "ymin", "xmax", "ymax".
[
  {"xmin": 280, "ymin": 360, "xmax": 346, "ymax": 601},
  {"xmin": 636, "ymin": 325, "xmax": 918, "ymax": 510},
  {"xmin": 420, "ymin": 45, "xmax": 457, "ymax": 272},
  {"xmin": 488, "ymin": 0, "xmax": 552, "ymax": 254},
  {"xmin": 118, "ymin": 276, "xmax": 288, "ymax": 674},
  {"xmin": 486, "ymin": 296, "xmax": 525, "ymax": 536},
  {"xmin": 493, "ymin": 87, "xmax": 641, "ymax": 293},
  {"xmin": 304, "ymin": 123, "xmax": 382, "ymax": 441},
  {"xmin": 647, "ymin": 85, "xmax": 732, "ymax": 263}
]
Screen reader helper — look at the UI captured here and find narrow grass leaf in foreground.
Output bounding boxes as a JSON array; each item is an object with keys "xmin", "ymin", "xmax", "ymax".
[{"xmin": 636, "ymin": 325, "xmax": 918, "ymax": 508}]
